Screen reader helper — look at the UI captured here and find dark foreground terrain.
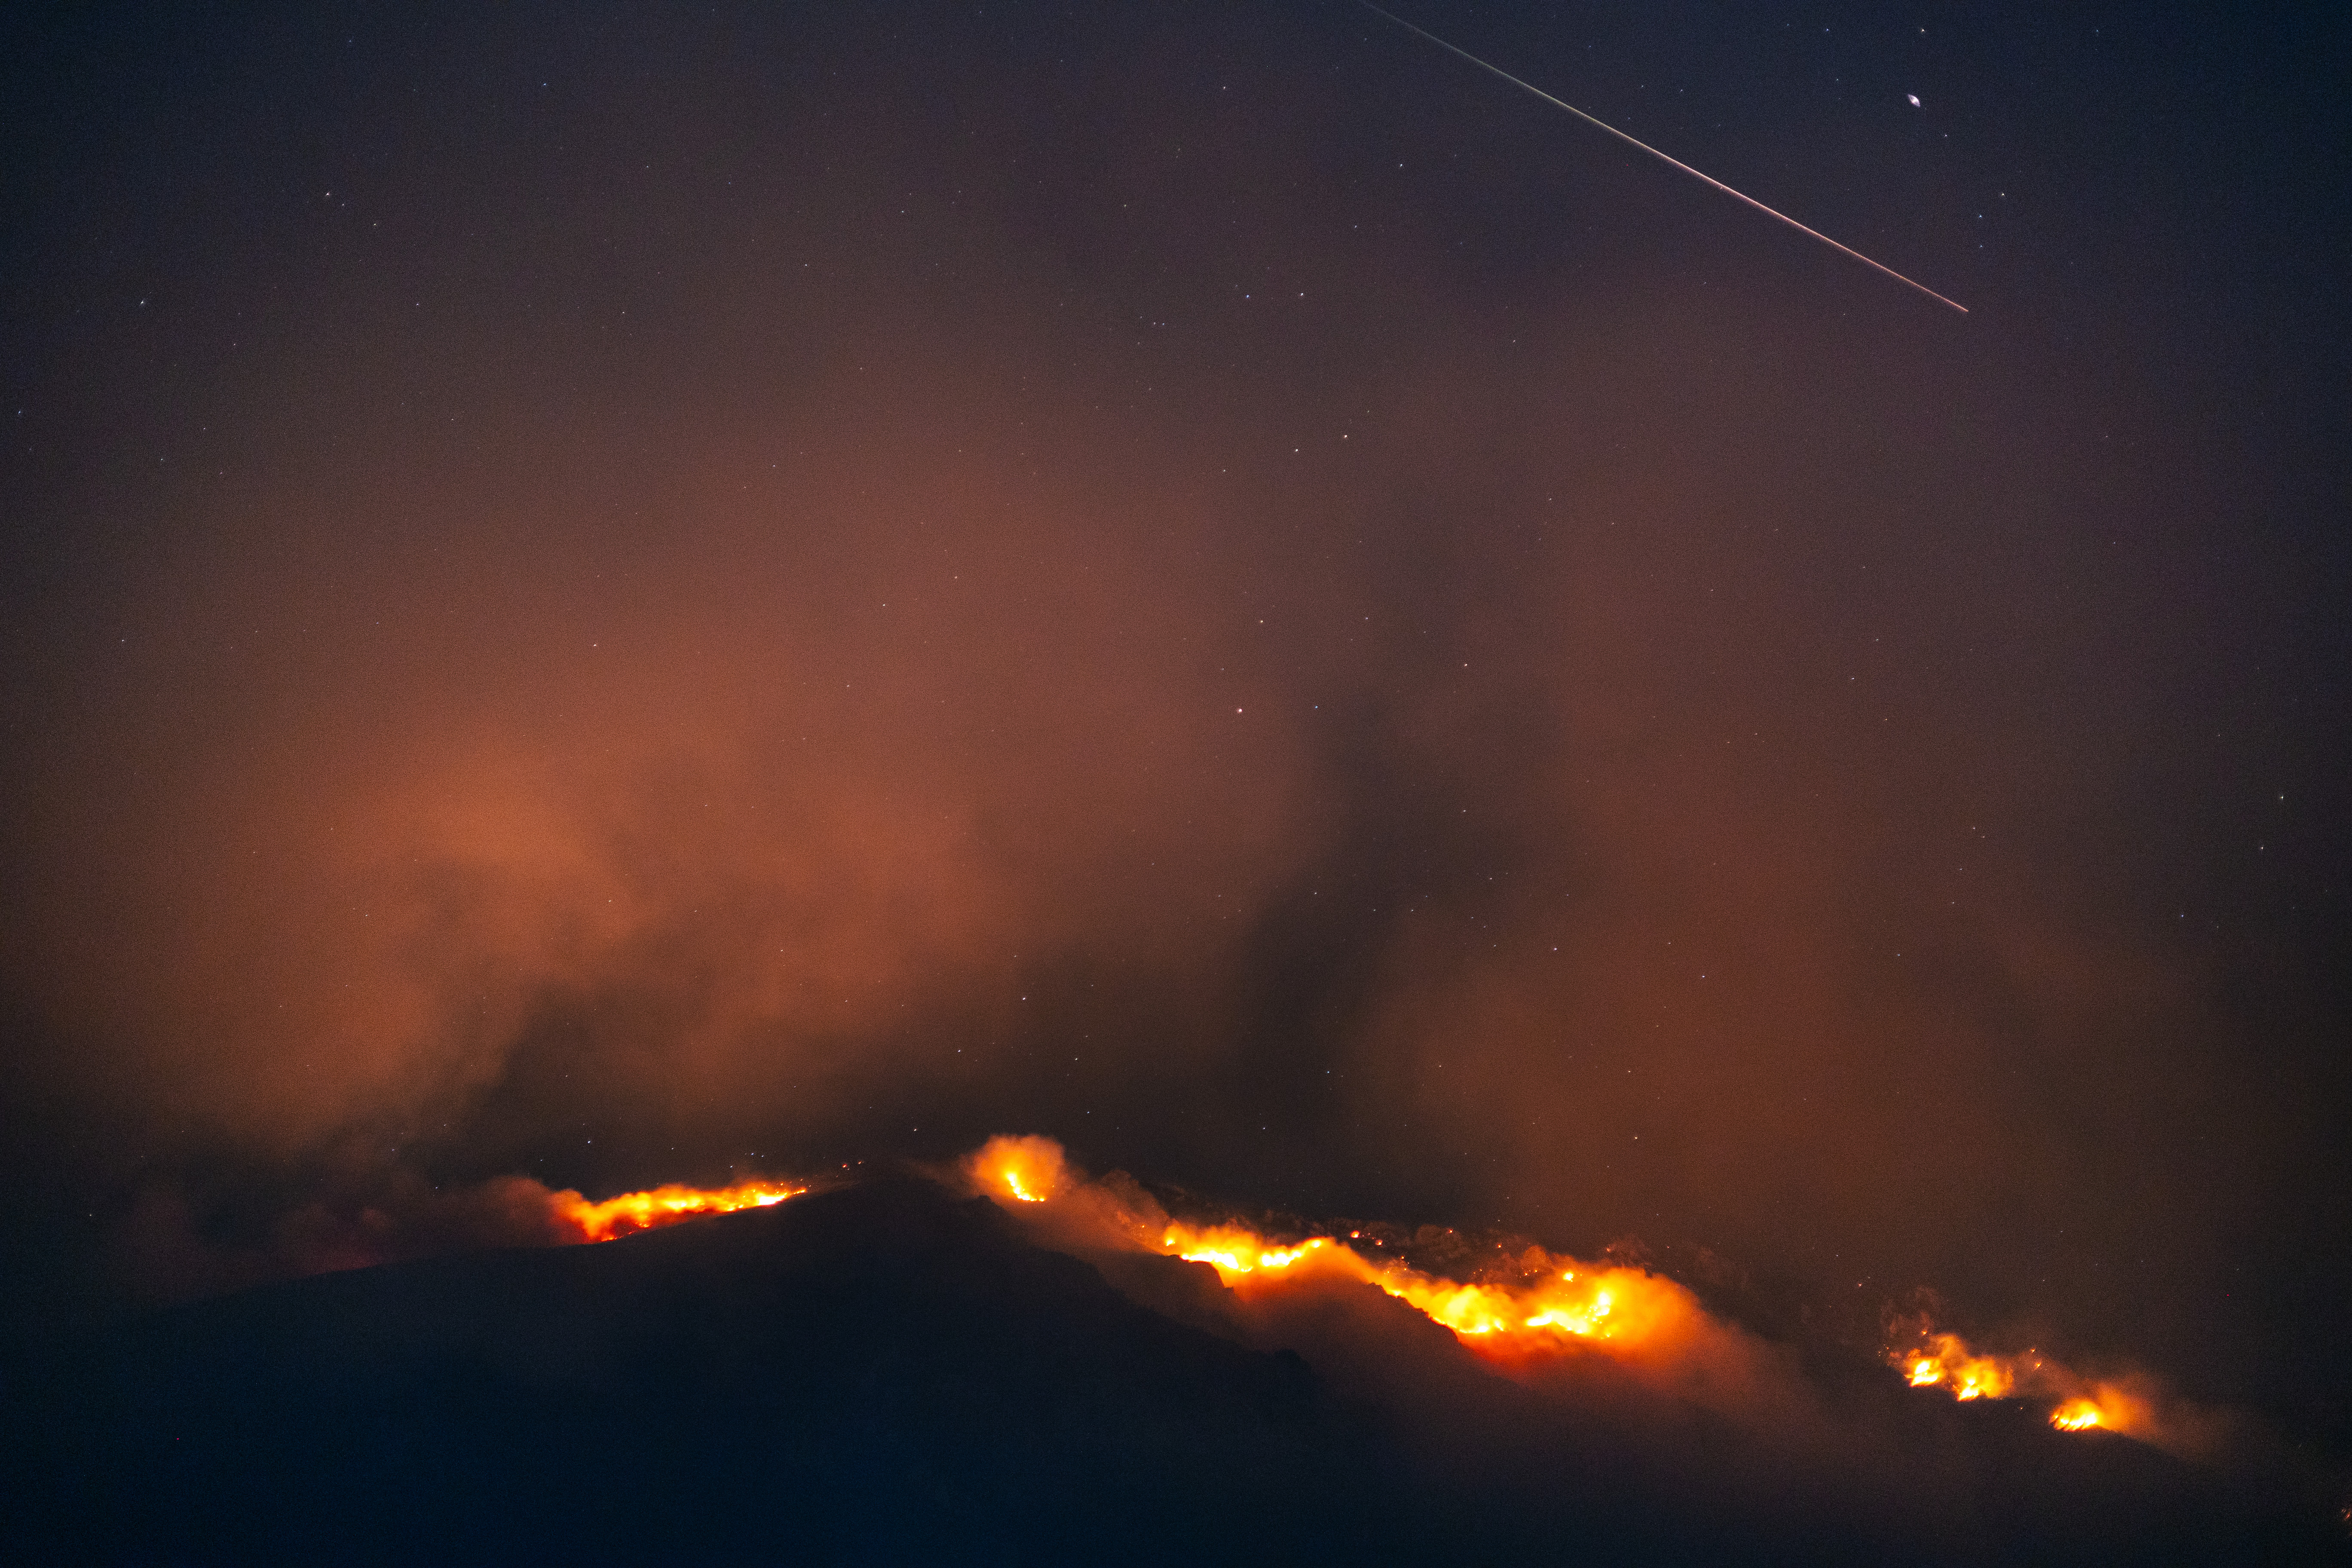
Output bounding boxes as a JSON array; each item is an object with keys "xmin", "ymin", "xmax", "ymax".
[{"xmin": 3, "ymin": 1175, "xmax": 2337, "ymax": 1565}]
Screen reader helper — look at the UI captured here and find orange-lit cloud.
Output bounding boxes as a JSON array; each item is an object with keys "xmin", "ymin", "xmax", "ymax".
[{"xmin": 1, "ymin": 5, "xmax": 2335, "ymax": 1473}]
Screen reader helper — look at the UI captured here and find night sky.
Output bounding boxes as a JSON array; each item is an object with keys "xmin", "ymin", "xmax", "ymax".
[{"xmin": 4, "ymin": 0, "xmax": 2349, "ymax": 1476}]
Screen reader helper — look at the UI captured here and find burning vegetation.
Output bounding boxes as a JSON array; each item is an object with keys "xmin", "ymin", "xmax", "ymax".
[
  {"xmin": 546, "ymin": 1178, "xmax": 806, "ymax": 1242},
  {"xmin": 969, "ymin": 1131, "xmax": 1704, "ymax": 1357},
  {"xmin": 544, "ymin": 1134, "xmax": 2156, "ymax": 1443},
  {"xmin": 960, "ymin": 1135, "xmax": 2172, "ymax": 1439},
  {"xmin": 1889, "ymin": 1320, "xmax": 2152, "ymax": 1436}
]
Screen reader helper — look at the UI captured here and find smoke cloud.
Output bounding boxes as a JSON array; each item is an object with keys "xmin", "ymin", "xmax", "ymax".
[{"xmin": 2, "ymin": 0, "xmax": 2344, "ymax": 1479}]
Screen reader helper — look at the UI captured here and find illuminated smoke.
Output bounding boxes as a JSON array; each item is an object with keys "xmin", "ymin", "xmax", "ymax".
[{"xmin": 965, "ymin": 1135, "xmax": 1069, "ymax": 1206}]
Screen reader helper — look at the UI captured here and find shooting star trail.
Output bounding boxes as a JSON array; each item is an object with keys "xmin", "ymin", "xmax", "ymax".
[{"xmin": 1357, "ymin": 1, "xmax": 1968, "ymax": 314}]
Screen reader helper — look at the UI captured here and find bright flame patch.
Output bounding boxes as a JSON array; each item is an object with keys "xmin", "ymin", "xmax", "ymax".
[
  {"xmin": 2050, "ymin": 1399, "xmax": 2105, "ymax": 1431},
  {"xmin": 543, "ymin": 1136, "xmax": 2158, "ymax": 1446},
  {"xmin": 1155, "ymin": 1219, "xmax": 1689, "ymax": 1356},
  {"xmin": 967, "ymin": 1134, "xmax": 1069, "ymax": 1204},
  {"xmin": 968, "ymin": 1136, "xmax": 1703, "ymax": 1368},
  {"xmin": 967, "ymin": 1136, "xmax": 2160, "ymax": 1442},
  {"xmin": 1887, "ymin": 1322, "xmax": 2148, "ymax": 1436},
  {"xmin": 549, "ymin": 1179, "xmax": 805, "ymax": 1243},
  {"xmin": 1902, "ymin": 1332, "xmax": 2016, "ymax": 1401}
]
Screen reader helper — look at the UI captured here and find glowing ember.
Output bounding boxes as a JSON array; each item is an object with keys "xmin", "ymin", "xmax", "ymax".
[{"xmin": 549, "ymin": 1179, "xmax": 805, "ymax": 1243}]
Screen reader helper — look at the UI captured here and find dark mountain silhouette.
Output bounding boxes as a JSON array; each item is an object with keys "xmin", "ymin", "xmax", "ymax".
[{"xmin": 3, "ymin": 1173, "xmax": 2336, "ymax": 1565}]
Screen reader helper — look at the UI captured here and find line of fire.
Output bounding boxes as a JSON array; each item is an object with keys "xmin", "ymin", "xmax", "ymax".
[{"xmin": 536, "ymin": 1133, "xmax": 2146, "ymax": 1439}]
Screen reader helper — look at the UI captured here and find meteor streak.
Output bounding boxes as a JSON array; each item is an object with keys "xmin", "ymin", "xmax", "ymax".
[{"xmin": 1356, "ymin": 2, "xmax": 1969, "ymax": 314}]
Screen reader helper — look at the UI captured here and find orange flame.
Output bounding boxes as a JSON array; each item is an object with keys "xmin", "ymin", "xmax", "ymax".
[
  {"xmin": 2046, "ymin": 1384, "xmax": 2146, "ymax": 1434},
  {"xmin": 1154, "ymin": 1218, "xmax": 1696, "ymax": 1359},
  {"xmin": 2050, "ymin": 1398, "xmax": 2105, "ymax": 1431},
  {"xmin": 548, "ymin": 1178, "xmax": 805, "ymax": 1243},
  {"xmin": 965, "ymin": 1138, "xmax": 2174, "ymax": 1446},
  {"xmin": 966, "ymin": 1134, "xmax": 1069, "ymax": 1204},
  {"xmin": 543, "ymin": 1137, "xmax": 2159, "ymax": 1447},
  {"xmin": 1902, "ymin": 1332, "xmax": 2017, "ymax": 1401},
  {"xmin": 1888, "ymin": 1322, "xmax": 2151, "ymax": 1437},
  {"xmin": 968, "ymin": 1135, "xmax": 1706, "ymax": 1368}
]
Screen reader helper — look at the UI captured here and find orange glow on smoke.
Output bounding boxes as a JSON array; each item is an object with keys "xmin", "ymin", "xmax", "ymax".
[
  {"xmin": 966, "ymin": 1134, "xmax": 1069, "ymax": 1204},
  {"xmin": 549, "ymin": 1179, "xmax": 805, "ymax": 1242}
]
